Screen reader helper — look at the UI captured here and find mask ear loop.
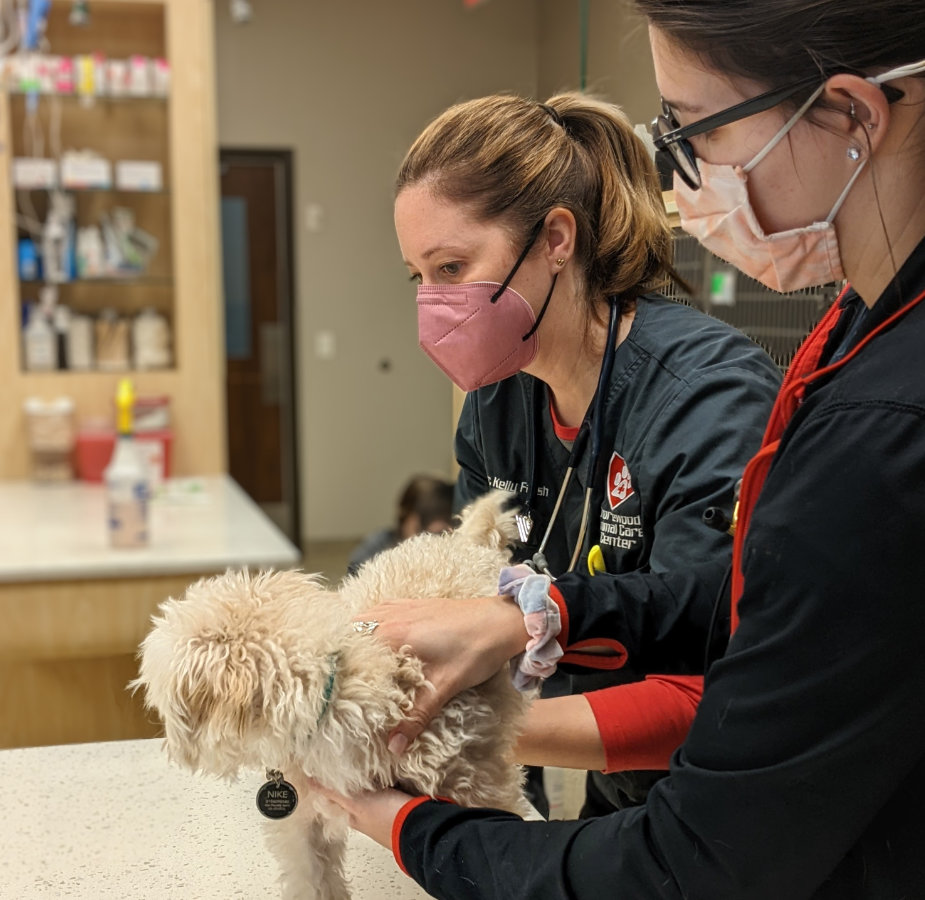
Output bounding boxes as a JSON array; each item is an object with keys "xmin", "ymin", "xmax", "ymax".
[
  {"xmin": 743, "ymin": 83, "xmax": 826, "ymax": 174},
  {"xmin": 521, "ymin": 273, "xmax": 558, "ymax": 341},
  {"xmin": 490, "ymin": 219, "xmax": 546, "ymax": 303},
  {"xmin": 824, "ymin": 156, "xmax": 868, "ymax": 223},
  {"xmin": 867, "ymin": 57, "xmax": 925, "ymax": 84},
  {"xmin": 739, "ymin": 56, "xmax": 925, "ymax": 179},
  {"xmin": 807, "ymin": 58, "xmax": 925, "ymax": 222}
]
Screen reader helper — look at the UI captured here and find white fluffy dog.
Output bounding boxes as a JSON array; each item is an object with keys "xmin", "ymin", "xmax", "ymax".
[{"xmin": 133, "ymin": 491, "xmax": 531, "ymax": 900}]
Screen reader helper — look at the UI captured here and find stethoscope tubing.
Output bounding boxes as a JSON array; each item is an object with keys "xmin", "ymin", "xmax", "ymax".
[{"xmin": 531, "ymin": 296, "xmax": 622, "ymax": 577}]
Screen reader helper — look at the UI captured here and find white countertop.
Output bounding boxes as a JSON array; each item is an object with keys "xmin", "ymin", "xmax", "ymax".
[
  {"xmin": 0, "ymin": 475, "xmax": 300, "ymax": 582},
  {"xmin": 0, "ymin": 738, "xmax": 431, "ymax": 899}
]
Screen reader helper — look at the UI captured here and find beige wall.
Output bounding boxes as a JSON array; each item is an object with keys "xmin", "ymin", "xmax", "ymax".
[
  {"xmin": 537, "ymin": 0, "xmax": 659, "ymax": 127},
  {"xmin": 213, "ymin": 0, "xmax": 661, "ymax": 543},
  {"xmin": 214, "ymin": 0, "xmax": 539, "ymax": 541}
]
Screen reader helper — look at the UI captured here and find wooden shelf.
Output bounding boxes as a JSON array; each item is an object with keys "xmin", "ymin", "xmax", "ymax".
[
  {"xmin": 70, "ymin": 188, "xmax": 168, "ymax": 194},
  {"xmin": 0, "ymin": 0, "xmax": 225, "ymax": 479},
  {"xmin": 39, "ymin": 0, "xmax": 167, "ymax": 59},
  {"xmin": 33, "ymin": 274, "xmax": 174, "ymax": 285},
  {"xmin": 8, "ymin": 91, "xmax": 167, "ymax": 102}
]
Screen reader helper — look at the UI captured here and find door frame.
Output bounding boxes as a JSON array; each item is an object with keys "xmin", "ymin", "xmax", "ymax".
[{"xmin": 219, "ymin": 147, "xmax": 302, "ymax": 550}]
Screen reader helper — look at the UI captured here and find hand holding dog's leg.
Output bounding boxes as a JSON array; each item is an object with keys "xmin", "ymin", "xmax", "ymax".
[
  {"xmin": 353, "ymin": 595, "xmax": 527, "ymax": 754},
  {"xmin": 309, "ymin": 780, "xmax": 413, "ymax": 851}
]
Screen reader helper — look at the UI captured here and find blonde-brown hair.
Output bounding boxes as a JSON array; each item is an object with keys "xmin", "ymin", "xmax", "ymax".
[{"xmin": 395, "ymin": 91, "xmax": 680, "ymax": 317}]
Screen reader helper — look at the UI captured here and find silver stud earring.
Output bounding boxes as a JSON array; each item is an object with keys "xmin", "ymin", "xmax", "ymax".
[{"xmin": 847, "ymin": 146, "xmax": 861, "ymax": 161}]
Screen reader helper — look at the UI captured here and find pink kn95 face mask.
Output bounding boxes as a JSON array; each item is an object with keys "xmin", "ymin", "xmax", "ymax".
[{"xmin": 416, "ymin": 281, "xmax": 542, "ymax": 392}]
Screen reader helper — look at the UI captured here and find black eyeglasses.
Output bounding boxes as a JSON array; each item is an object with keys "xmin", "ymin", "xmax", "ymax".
[
  {"xmin": 652, "ymin": 76, "xmax": 907, "ymax": 191},
  {"xmin": 651, "ymin": 76, "xmax": 824, "ymax": 190}
]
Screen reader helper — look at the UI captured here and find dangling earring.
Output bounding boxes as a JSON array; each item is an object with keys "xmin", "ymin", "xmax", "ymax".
[{"xmin": 847, "ymin": 146, "xmax": 861, "ymax": 161}]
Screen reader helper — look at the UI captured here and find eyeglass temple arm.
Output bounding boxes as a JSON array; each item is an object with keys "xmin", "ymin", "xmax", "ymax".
[{"xmin": 654, "ymin": 77, "xmax": 823, "ymax": 148}]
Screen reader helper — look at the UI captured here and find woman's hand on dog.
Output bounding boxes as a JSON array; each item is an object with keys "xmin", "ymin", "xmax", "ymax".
[
  {"xmin": 353, "ymin": 594, "xmax": 527, "ymax": 755},
  {"xmin": 308, "ymin": 779, "xmax": 411, "ymax": 849}
]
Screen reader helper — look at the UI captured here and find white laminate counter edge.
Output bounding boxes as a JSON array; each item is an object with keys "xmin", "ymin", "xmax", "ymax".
[{"xmin": 0, "ymin": 475, "xmax": 301, "ymax": 582}]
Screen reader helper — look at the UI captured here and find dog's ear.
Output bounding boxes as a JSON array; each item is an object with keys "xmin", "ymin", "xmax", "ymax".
[
  {"xmin": 132, "ymin": 574, "xmax": 338, "ymax": 774},
  {"xmin": 454, "ymin": 490, "xmax": 519, "ymax": 549},
  {"xmin": 132, "ymin": 605, "xmax": 267, "ymax": 771}
]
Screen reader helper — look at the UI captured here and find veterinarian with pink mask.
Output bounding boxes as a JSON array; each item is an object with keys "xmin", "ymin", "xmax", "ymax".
[
  {"xmin": 316, "ymin": 1, "xmax": 925, "ymax": 897},
  {"xmin": 394, "ymin": 90, "xmax": 781, "ymax": 820}
]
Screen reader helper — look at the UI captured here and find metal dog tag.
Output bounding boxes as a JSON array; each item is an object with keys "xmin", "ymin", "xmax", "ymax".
[{"xmin": 256, "ymin": 769, "xmax": 299, "ymax": 819}]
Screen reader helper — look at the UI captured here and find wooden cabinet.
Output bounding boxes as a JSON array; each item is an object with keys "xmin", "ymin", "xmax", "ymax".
[
  {"xmin": 0, "ymin": 0, "xmax": 225, "ymax": 479},
  {"xmin": 0, "ymin": 475, "xmax": 300, "ymax": 749}
]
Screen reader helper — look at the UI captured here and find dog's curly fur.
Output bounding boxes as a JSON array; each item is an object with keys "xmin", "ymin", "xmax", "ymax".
[{"xmin": 132, "ymin": 491, "xmax": 532, "ymax": 900}]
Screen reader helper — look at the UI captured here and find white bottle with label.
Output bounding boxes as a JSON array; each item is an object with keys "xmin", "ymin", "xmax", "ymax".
[
  {"xmin": 133, "ymin": 308, "xmax": 172, "ymax": 369},
  {"xmin": 42, "ymin": 191, "xmax": 75, "ymax": 284},
  {"xmin": 23, "ymin": 303, "xmax": 56, "ymax": 371},
  {"xmin": 104, "ymin": 378, "xmax": 151, "ymax": 548},
  {"xmin": 67, "ymin": 314, "xmax": 95, "ymax": 370}
]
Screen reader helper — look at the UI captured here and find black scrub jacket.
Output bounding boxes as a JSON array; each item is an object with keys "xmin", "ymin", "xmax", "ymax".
[
  {"xmin": 397, "ymin": 243, "xmax": 925, "ymax": 898},
  {"xmin": 456, "ymin": 293, "xmax": 782, "ymax": 805}
]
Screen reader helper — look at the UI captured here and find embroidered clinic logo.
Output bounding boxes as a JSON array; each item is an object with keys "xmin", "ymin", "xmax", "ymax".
[{"xmin": 607, "ymin": 452, "xmax": 634, "ymax": 510}]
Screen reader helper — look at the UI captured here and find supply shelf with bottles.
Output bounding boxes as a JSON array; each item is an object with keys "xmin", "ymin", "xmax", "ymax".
[
  {"xmin": 9, "ymin": 1, "xmax": 173, "ymax": 374},
  {"xmin": 0, "ymin": 0, "xmax": 225, "ymax": 479}
]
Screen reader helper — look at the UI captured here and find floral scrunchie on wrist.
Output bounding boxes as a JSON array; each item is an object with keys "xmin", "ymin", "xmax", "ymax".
[{"xmin": 499, "ymin": 564, "xmax": 563, "ymax": 691}]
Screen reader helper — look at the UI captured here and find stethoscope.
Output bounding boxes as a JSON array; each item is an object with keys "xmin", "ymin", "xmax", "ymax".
[{"xmin": 525, "ymin": 295, "xmax": 622, "ymax": 578}]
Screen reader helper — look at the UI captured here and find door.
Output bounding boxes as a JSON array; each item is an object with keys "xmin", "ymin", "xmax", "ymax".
[{"xmin": 219, "ymin": 149, "xmax": 301, "ymax": 548}]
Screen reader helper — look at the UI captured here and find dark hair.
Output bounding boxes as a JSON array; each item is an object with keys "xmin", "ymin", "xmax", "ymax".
[
  {"xmin": 396, "ymin": 91, "xmax": 682, "ymax": 315},
  {"xmin": 396, "ymin": 475, "xmax": 454, "ymax": 532},
  {"xmin": 634, "ymin": 0, "xmax": 925, "ymax": 96}
]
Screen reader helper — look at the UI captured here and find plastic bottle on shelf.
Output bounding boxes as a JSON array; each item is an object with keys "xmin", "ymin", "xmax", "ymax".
[
  {"xmin": 22, "ymin": 302, "xmax": 56, "ymax": 371},
  {"xmin": 67, "ymin": 314, "xmax": 94, "ymax": 371},
  {"xmin": 103, "ymin": 377, "xmax": 151, "ymax": 548},
  {"xmin": 18, "ymin": 237, "xmax": 40, "ymax": 281},
  {"xmin": 53, "ymin": 303, "xmax": 70, "ymax": 369},
  {"xmin": 133, "ymin": 308, "xmax": 172, "ymax": 369},
  {"xmin": 95, "ymin": 309, "xmax": 130, "ymax": 371},
  {"xmin": 41, "ymin": 191, "xmax": 75, "ymax": 284}
]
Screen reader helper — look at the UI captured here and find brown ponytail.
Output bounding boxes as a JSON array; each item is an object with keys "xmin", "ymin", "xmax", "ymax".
[{"xmin": 396, "ymin": 91, "xmax": 681, "ymax": 321}]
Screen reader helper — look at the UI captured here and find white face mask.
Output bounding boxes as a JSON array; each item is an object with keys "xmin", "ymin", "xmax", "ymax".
[{"xmin": 675, "ymin": 59, "xmax": 925, "ymax": 293}]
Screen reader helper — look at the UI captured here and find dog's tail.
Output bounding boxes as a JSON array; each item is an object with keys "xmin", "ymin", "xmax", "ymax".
[{"xmin": 454, "ymin": 490, "xmax": 519, "ymax": 550}]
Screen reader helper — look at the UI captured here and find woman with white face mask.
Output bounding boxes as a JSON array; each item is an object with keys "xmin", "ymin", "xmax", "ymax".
[{"xmin": 314, "ymin": 7, "xmax": 925, "ymax": 896}]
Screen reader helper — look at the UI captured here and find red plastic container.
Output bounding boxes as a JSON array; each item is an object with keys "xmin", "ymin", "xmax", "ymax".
[{"xmin": 75, "ymin": 427, "xmax": 173, "ymax": 483}]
